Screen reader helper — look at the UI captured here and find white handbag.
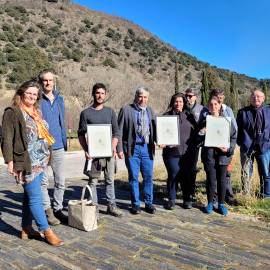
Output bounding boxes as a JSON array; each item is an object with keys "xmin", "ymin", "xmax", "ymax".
[{"xmin": 68, "ymin": 185, "xmax": 98, "ymax": 231}]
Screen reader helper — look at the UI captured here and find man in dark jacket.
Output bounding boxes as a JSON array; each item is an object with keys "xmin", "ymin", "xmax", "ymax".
[
  {"xmin": 118, "ymin": 86, "xmax": 156, "ymax": 215},
  {"xmin": 39, "ymin": 69, "xmax": 68, "ymax": 225},
  {"xmin": 237, "ymin": 89, "xmax": 270, "ymax": 197}
]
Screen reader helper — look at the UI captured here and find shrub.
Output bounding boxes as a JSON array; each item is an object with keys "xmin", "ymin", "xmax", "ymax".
[
  {"xmin": 7, "ymin": 46, "xmax": 51, "ymax": 84},
  {"xmin": 71, "ymin": 49, "xmax": 83, "ymax": 62},
  {"xmin": 103, "ymin": 58, "xmax": 117, "ymax": 68},
  {"xmin": 147, "ymin": 67, "xmax": 155, "ymax": 74},
  {"xmin": 37, "ymin": 37, "xmax": 50, "ymax": 48},
  {"xmin": 106, "ymin": 28, "xmax": 121, "ymax": 42},
  {"xmin": 47, "ymin": 26, "xmax": 61, "ymax": 38},
  {"xmin": 90, "ymin": 26, "xmax": 99, "ymax": 34}
]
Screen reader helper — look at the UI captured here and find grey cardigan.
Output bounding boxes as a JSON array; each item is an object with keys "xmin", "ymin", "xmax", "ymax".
[{"xmin": 117, "ymin": 104, "xmax": 156, "ymax": 157}]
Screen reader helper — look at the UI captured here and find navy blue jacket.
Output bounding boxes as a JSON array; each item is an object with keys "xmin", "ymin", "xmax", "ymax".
[
  {"xmin": 236, "ymin": 105, "xmax": 270, "ymax": 155},
  {"xmin": 40, "ymin": 91, "xmax": 67, "ymax": 151}
]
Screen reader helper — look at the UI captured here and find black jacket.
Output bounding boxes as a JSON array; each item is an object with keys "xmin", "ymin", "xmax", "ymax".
[
  {"xmin": 198, "ymin": 112, "xmax": 237, "ymax": 166},
  {"xmin": 162, "ymin": 110, "xmax": 196, "ymax": 158}
]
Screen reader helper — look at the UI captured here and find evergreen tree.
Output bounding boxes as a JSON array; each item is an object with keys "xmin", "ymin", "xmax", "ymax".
[
  {"xmin": 174, "ymin": 60, "xmax": 179, "ymax": 93},
  {"xmin": 262, "ymin": 81, "xmax": 268, "ymax": 102},
  {"xmin": 230, "ymin": 73, "xmax": 238, "ymax": 113},
  {"xmin": 200, "ymin": 70, "xmax": 209, "ymax": 106},
  {"xmin": 207, "ymin": 68, "xmax": 220, "ymax": 89}
]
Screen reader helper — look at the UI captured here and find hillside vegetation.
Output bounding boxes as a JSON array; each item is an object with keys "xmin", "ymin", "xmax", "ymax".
[{"xmin": 0, "ymin": 0, "xmax": 269, "ymax": 129}]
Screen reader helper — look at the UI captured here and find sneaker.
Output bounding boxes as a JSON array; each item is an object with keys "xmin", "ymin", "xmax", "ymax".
[
  {"xmin": 107, "ymin": 204, "xmax": 123, "ymax": 217},
  {"xmin": 183, "ymin": 201, "xmax": 193, "ymax": 209},
  {"xmin": 164, "ymin": 200, "xmax": 175, "ymax": 210},
  {"xmin": 204, "ymin": 202, "xmax": 213, "ymax": 214},
  {"xmin": 145, "ymin": 204, "xmax": 156, "ymax": 214},
  {"xmin": 218, "ymin": 204, "xmax": 228, "ymax": 216},
  {"xmin": 54, "ymin": 210, "xmax": 68, "ymax": 224},
  {"xmin": 130, "ymin": 205, "xmax": 141, "ymax": 215},
  {"xmin": 45, "ymin": 208, "xmax": 60, "ymax": 226}
]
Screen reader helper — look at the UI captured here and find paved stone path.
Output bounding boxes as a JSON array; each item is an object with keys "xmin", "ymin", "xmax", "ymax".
[{"xmin": 0, "ymin": 166, "xmax": 270, "ymax": 270}]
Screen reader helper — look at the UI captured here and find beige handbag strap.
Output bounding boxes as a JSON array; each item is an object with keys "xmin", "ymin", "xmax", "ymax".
[{"xmin": 81, "ymin": 185, "xmax": 93, "ymax": 204}]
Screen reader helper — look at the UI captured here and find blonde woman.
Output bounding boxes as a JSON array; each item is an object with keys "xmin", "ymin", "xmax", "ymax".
[{"xmin": 1, "ymin": 80, "xmax": 63, "ymax": 246}]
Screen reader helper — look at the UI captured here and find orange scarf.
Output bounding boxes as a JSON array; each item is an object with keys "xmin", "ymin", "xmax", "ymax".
[{"xmin": 21, "ymin": 105, "xmax": 55, "ymax": 146}]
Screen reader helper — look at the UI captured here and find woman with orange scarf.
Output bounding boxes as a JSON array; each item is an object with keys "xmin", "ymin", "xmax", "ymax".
[{"xmin": 1, "ymin": 80, "xmax": 63, "ymax": 246}]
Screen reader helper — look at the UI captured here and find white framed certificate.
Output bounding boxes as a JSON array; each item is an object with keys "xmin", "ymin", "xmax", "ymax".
[
  {"xmin": 87, "ymin": 124, "xmax": 112, "ymax": 157},
  {"xmin": 204, "ymin": 116, "xmax": 231, "ymax": 148},
  {"xmin": 156, "ymin": 115, "xmax": 180, "ymax": 145}
]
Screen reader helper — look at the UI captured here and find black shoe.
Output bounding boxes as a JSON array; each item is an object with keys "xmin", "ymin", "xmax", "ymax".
[
  {"xmin": 183, "ymin": 201, "xmax": 193, "ymax": 209},
  {"xmin": 107, "ymin": 204, "xmax": 123, "ymax": 217},
  {"xmin": 130, "ymin": 205, "xmax": 141, "ymax": 215},
  {"xmin": 54, "ymin": 210, "xmax": 68, "ymax": 224},
  {"xmin": 225, "ymin": 197, "xmax": 239, "ymax": 206},
  {"xmin": 145, "ymin": 204, "xmax": 156, "ymax": 214},
  {"xmin": 164, "ymin": 200, "xmax": 175, "ymax": 210}
]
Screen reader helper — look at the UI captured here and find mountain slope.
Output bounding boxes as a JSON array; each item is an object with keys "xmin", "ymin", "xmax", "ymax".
[{"xmin": 0, "ymin": 0, "xmax": 268, "ymax": 126}]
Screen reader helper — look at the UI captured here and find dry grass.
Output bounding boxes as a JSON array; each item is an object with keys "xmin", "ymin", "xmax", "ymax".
[
  {"xmin": 118, "ymin": 147, "xmax": 270, "ymax": 221},
  {"xmin": 66, "ymin": 138, "xmax": 82, "ymax": 151}
]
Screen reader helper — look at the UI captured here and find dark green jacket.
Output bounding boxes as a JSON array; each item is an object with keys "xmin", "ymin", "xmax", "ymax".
[{"xmin": 1, "ymin": 107, "xmax": 32, "ymax": 173}]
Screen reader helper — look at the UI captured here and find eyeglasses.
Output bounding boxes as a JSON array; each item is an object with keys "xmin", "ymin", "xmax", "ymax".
[
  {"xmin": 24, "ymin": 92, "xmax": 38, "ymax": 97},
  {"xmin": 185, "ymin": 94, "xmax": 195, "ymax": 98}
]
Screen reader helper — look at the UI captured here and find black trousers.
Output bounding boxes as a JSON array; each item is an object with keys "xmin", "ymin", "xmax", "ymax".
[{"xmin": 204, "ymin": 163, "xmax": 227, "ymax": 204}]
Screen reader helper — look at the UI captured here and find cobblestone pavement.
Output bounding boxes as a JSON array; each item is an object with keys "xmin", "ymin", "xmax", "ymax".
[{"xmin": 0, "ymin": 167, "xmax": 270, "ymax": 270}]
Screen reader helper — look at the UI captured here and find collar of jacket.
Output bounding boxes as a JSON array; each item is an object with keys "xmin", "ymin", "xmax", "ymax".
[{"xmin": 42, "ymin": 89, "xmax": 60, "ymax": 101}]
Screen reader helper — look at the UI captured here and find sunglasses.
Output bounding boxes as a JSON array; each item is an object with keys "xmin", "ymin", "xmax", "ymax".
[{"xmin": 185, "ymin": 94, "xmax": 195, "ymax": 98}]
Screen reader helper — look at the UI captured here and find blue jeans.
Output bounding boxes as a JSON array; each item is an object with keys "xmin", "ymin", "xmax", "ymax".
[
  {"xmin": 41, "ymin": 148, "xmax": 66, "ymax": 211},
  {"xmin": 256, "ymin": 149, "xmax": 270, "ymax": 197},
  {"xmin": 125, "ymin": 144, "xmax": 154, "ymax": 207},
  {"xmin": 241, "ymin": 149, "xmax": 270, "ymax": 197},
  {"xmin": 22, "ymin": 173, "xmax": 49, "ymax": 231}
]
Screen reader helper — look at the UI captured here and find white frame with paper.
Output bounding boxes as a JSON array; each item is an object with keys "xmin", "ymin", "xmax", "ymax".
[
  {"xmin": 87, "ymin": 124, "xmax": 112, "ymax": 157},
  {"xmin": 156, "ymin": 115, "xmax": 180, "ymax": 145},
  {"xmin": 204, "ymin": 115, "xmax": 231, "ymax": 148}
]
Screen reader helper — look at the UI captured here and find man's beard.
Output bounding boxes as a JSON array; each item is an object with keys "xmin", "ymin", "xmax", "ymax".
[{"xmin": 94, "ymin": 98, "xmax": 105, "ymax": 105}]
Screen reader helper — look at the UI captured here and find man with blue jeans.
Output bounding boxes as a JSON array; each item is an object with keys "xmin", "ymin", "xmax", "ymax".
[
  {"xmin": 237, "ymin": 89, "xmax": 270, "ymax": 198},
  {"xmin": 39, "ymin": 69, "xmax": 68, "ymax": 225},
  {"xmin": 118, "ymin": 86, "xmax": 156, "ymax": 214}
]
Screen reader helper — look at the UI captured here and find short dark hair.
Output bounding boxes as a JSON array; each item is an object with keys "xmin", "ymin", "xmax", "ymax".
[
  {"xmin": 92, "ymin": 83, "xmax": 107, "ymax": 96},
  {"xmin": 38, "ymin": 68, "xmax": 56, "ymax": 82},
  {"xmin": 210, "ymin": 88, "xmax": 224, "ymax": 98},
  {"xmin": 208, "ymin": 95, "xmax": 220, "ymax": 104}
]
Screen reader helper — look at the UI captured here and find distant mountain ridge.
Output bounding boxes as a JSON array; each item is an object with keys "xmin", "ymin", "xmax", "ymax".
[{"xmin": 0, "ymin": 0, "xmax": 269, "ymax": 126}]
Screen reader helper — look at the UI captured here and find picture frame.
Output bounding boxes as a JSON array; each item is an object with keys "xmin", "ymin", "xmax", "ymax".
[
  {"xmin": 87, "ymin": 124, "xmax": 112, "ymax": 157},
  {"xmin": 156, "ymin": 115, "xmax": 180, "ymax": 145},
  {"xmin": 204, "ymin": 116, "xmax": 231, "ymax": 148}
]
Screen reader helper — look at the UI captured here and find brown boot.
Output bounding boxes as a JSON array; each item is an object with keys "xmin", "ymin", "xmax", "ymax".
[
  {"xmin": 45, "ymin": 208, "xmax": 60, "ymax": 226},
  {"xmin": 21, "ymin": 226, "xmax": 43, "ymax": 240},
  {"xmin": 44, "ymin": 228, "xmax": 64, "ymax": 247}
]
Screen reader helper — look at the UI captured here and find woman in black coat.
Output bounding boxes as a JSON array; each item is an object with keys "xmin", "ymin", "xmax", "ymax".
[
  {"xmin": 199, "ymin": 96, "xmax": 237, "ymax": 216},
  {"xmin": 162, "ymin": 93, "xmax": 197, "ymax": 210}
]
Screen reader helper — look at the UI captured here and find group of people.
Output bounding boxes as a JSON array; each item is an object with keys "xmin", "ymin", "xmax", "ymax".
[{"xmin": 1, "ymin": 68, "xmax": 270, "ymax": 247}]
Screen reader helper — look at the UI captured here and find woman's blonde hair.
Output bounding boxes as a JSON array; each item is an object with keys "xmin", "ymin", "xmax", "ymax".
[{"xmin": 12, "ymin": 80, "xmax": 42, "ymax": 109}]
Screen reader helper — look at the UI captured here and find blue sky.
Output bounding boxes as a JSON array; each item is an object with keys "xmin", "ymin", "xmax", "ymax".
[{"xmin": 74, "ymin": 0, "xmax": 270, "ymax": 79}]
